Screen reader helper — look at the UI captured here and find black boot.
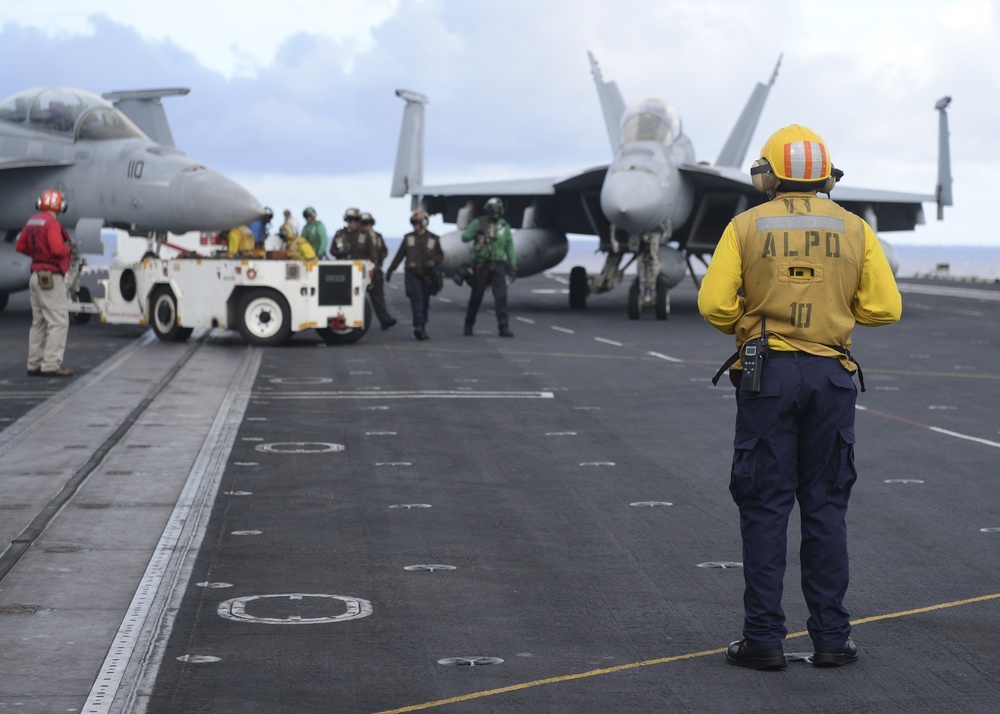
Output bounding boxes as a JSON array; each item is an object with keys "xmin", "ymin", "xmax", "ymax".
[
  {"xmin": 464, "ymin": 323, "xmax": 474, "ymax": 336},
  {"xmin": 414, "ymin": 324, "xmax": 428, "ymax": 341},
  {"xmin": 499, "ymin": 325, "xmax": 513, "ymax": 337}
]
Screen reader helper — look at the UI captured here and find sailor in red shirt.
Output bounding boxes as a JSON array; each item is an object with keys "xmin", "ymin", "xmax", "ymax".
[{"xmin": 15, "ymin": 189, "xmax": 74, "ymax": 377}]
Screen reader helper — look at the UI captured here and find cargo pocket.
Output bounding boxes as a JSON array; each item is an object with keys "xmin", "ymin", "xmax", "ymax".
[
  {"xmin": 829, "ymin": 426, "xmax": 858, "ymax": 503},
  {"xmin": 729, "ymin": 432, "xmax": 762, "ymax": 507}
]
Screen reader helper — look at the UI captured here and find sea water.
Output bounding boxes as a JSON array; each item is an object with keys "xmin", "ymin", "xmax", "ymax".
[{"xmin": 563, "ymin": 239, "xmax": 1000, "ymax": 282}]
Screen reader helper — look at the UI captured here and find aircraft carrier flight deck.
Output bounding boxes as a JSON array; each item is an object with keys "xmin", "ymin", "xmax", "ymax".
[{"xmin": 1, "ymin": 272, "xmax": 998, "ymax": 713}]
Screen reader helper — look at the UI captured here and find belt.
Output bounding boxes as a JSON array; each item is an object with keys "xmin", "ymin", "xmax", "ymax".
[{"xmin": 767, "ymin": 348, "xmax": 866, "ymax": 392}]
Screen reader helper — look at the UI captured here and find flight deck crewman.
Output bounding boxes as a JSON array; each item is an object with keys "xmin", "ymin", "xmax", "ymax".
[
  {"xmin": 281, "ymin": 208, "xmax": 300, "ymax": 238},
  {"xmin": 16, "ymin": 189, "xmax": 74, "ymax": 377},
  {"xmin": 329, "ymin": 208, "xmax": 396, "ymax": 330},
  {"xmin": 278, "ymin": 225, "xmax": 317, "ymax": 261},
  {"xmin": 387, "ymin": 209, "xmax": 442, "ymax": 341},
  {"xmin": 301, "ymin": 206, "xmax": 328, "ymax": 257},
  {"xmin": 226, "ymin": 224, "xmax": 256, "ymax": 257},
  {"xmin": 697, "ymin": 125, "xmax": 901, "ymax": 671},
  {"xmin": 462, "ymin": 197, "xmax": 516, "ymax": 337}
]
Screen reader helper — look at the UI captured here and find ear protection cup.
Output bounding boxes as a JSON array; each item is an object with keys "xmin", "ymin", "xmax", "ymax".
[
  {"xmin": 37, "ymin": 190, "xmax": 67, "ymax": 213},
  {"xmin": 821, "ymin": 167, "xmax": 844, "ymax": 194},
  {"xmin": 750, "ymin": 159, "xmax": 778, "ymax": 193},
  {"xmin": 410, "ymin": 209, "xmax": 429, "ymax": 229}
]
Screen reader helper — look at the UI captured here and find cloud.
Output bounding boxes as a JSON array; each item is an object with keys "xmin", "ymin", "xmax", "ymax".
[{"xmin": 1, "ymin": 0, "xmax": 997, "ymax": 245}]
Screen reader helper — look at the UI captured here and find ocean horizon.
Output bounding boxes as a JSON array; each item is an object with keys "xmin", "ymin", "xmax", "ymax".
[
  {"xmin": 562, "ymin": 239, "xmax": 1000, "ymax": 282},
  {"xmin": 109, "ymin": 234, "xmax": 1000, "ymax": 283}
]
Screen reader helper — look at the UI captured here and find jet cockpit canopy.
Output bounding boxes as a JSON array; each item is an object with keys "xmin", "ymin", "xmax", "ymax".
[
  {"xmin": 619, "ymin": 97, "xmax": 681, "ymax": 146},
  {"xmin": 0, "ymin": 87, "xmax": 147, "ymax": 141}
]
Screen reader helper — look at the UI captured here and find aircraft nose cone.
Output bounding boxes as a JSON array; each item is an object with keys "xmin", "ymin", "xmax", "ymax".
[
  {"xmin": 600, "ymin": 170, "xmax": 665, "ymax": 235},
  {"xmin": 169, "ymin": 167, "xmax": 264, "ymax": 232}
]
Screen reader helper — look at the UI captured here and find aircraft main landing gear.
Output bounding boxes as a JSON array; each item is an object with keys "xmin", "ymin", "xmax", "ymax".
[{"xmin": 569, "ymin": 266, "xmax": 588, "ymax": 309}]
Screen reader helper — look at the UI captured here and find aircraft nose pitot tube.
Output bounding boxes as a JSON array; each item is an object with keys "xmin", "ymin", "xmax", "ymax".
[
  {"xmin": 600, "ymin": 169, "xmax": 665, "ymax": 235},
  {"xmin": 168, "ymin": 166, "xmax": 264, "ymax": 232}
]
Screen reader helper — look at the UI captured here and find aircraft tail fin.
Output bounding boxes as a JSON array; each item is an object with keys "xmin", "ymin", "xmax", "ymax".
[
  {"xmin": 588, "ymin": 52, "xmax": 627, "ymax": 153},
  {"xmin": 102, "ymin": 88, "xmax": 190, "ymax": 147},
  {"xmin": 935, "ymin": 96, "xmax": 953, "ymax": 219},
  {"xmin": 714, "ymin": 55, "xmax": 781, "ymax": 169},
  {"xmin": 391, "ymin": 89, "xmax": 429, "ymax": 198}
]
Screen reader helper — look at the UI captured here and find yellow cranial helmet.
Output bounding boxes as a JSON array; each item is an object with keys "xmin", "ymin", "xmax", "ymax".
[{"xmin": 751, "ymin": 124, "xmax": 837, "ymax": 193}]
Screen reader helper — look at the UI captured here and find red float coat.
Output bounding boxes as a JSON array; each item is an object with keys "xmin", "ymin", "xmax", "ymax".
[{"xmin": 15, "ymin": 211, "xmax": 72, "ymax": 275}]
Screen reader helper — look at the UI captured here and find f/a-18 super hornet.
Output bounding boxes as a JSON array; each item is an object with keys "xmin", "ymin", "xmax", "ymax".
[
  {"xmin": 0, "ymin": 86, "xmax": 263, "ymax": 310},
  {"xmin": 391, "ymin": 54, "xmax": 953, "ymax": 319}
]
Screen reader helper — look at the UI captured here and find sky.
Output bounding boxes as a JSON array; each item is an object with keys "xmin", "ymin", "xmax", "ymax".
[{"xmin": 0, "ymin": 0, "xmax": 996, "ymax": 246}]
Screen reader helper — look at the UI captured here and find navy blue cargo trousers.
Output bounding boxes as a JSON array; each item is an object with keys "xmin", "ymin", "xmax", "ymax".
[
  {"xmin": 404, "ymin": 269, "xmax": 432, "ymax": 327},
  {"xmin": 730, "ymin": 351, "xmax": 858, "ymax": 651}
]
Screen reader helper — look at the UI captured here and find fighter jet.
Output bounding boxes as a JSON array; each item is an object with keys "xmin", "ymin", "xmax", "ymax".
[
  {"xmin": 0, "ymin": 86, "xmax": 264, "ymax": 310},
  {"xmin": 391, "ymin": 54, "xmax": 953, "ymax": 319}
]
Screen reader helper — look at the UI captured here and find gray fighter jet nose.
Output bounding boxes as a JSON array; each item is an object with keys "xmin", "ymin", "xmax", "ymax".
[
  {"xmin": 600, "ymin": 169, "xmax": 664, "ymax": 235},
  {"xmin": 169, "ymin": 166, "xmax": 264, "ymax": 232}
]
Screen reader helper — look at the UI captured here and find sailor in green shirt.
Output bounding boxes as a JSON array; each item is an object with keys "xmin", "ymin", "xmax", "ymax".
[
  {"xmin": 462, "ymin": 197, "xmax": 517, "ymax": 337},
  {"xmin": 301, "ymin": 206, "xmax": 328, "ymax": 257}
]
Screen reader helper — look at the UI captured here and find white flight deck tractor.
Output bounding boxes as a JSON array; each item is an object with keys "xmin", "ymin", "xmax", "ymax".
[{"xmin": 96, "ymin": 256, "xmax": 373, "ymax": 346}]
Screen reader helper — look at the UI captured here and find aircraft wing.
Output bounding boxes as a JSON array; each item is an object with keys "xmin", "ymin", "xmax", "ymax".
[
  {"xmin": 415, "ymin": 167, "xmax": 609, "ymax": 235},
  {"xmin": 677, "ymin": 162, "xmax": 935, "ymax": 254}
]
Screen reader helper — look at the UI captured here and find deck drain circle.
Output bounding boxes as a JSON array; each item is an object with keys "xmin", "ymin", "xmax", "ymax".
[
  {"xmin": 404, "ymin": 564, "xmax": 456, "ymax": 572},
  {"xmin": 697, "ymin": 562, "xmax": 743, "ymax": 569},
  {"xmin": 256, "ymin": 442, "xmax": 344, "ymax": 454},
  {"xmin": 438, "ymin": 656, "xmax": 504, "ymax": 667},
  {"xmin": 218, "ymin": 593, "xmax": 373, "ymax": 624}
]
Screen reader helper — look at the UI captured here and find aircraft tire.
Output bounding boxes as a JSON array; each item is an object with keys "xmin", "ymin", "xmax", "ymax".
[
  {"xmin": 150, "ymin": 287, "xmax": 191, "ymax": 342},
  {"xmin": 627, "ymin": 279, "xmax": 641, "ymax": 320},
  {"xmin": 655, "ymin": 275, "xmax": 669, "ymax": 321},
  {"xmin": 316, "ymin": 299, "xmax": 373, "ymax": 345},
  {"xmin": 569, "ymin": 266, "xmax": 588, "ymax": 309},
  {"xmin": 72, "ymin": 285, "xmax": 92, "ymax": 325},
  {"xmin": 236, "ymin": 289, "xmax": 292, "ymax": 347}
]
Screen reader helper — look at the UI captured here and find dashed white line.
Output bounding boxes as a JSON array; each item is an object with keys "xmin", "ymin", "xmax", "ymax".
[
  {"xmin": 594, "ymin": 337, "xmax": 623, "ymax": 346},
  {"xmin": 929, "ymin": 427, "xmax": 1000, "ymax": 449},
  {"xmin": 647, "ymin": 351, "xmax": 684, "ymax": 363},
  {"xmin": 551, "ymin": 326, "xmax": 575, "ymax": 334},
  {"xmin": 858, "ymin": 404, "xmax": 1000, "ymax": 449},
  {"xmin": 256, "ymin": 390, "xmax": 555, "ymax": 400},
  {"xmin": 516, "ymin": 317, "xmax": 536, "ymax": 324}
]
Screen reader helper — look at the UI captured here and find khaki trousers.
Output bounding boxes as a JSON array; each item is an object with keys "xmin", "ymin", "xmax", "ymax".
[{"xmin": 27, "ymin": 271, "xmax": 69, "ymax": 372}]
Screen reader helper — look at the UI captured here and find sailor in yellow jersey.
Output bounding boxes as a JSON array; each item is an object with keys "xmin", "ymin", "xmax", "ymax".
[{"xmin": 698, "ymin": 124, "xmax": 901, "ymax": 672}]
